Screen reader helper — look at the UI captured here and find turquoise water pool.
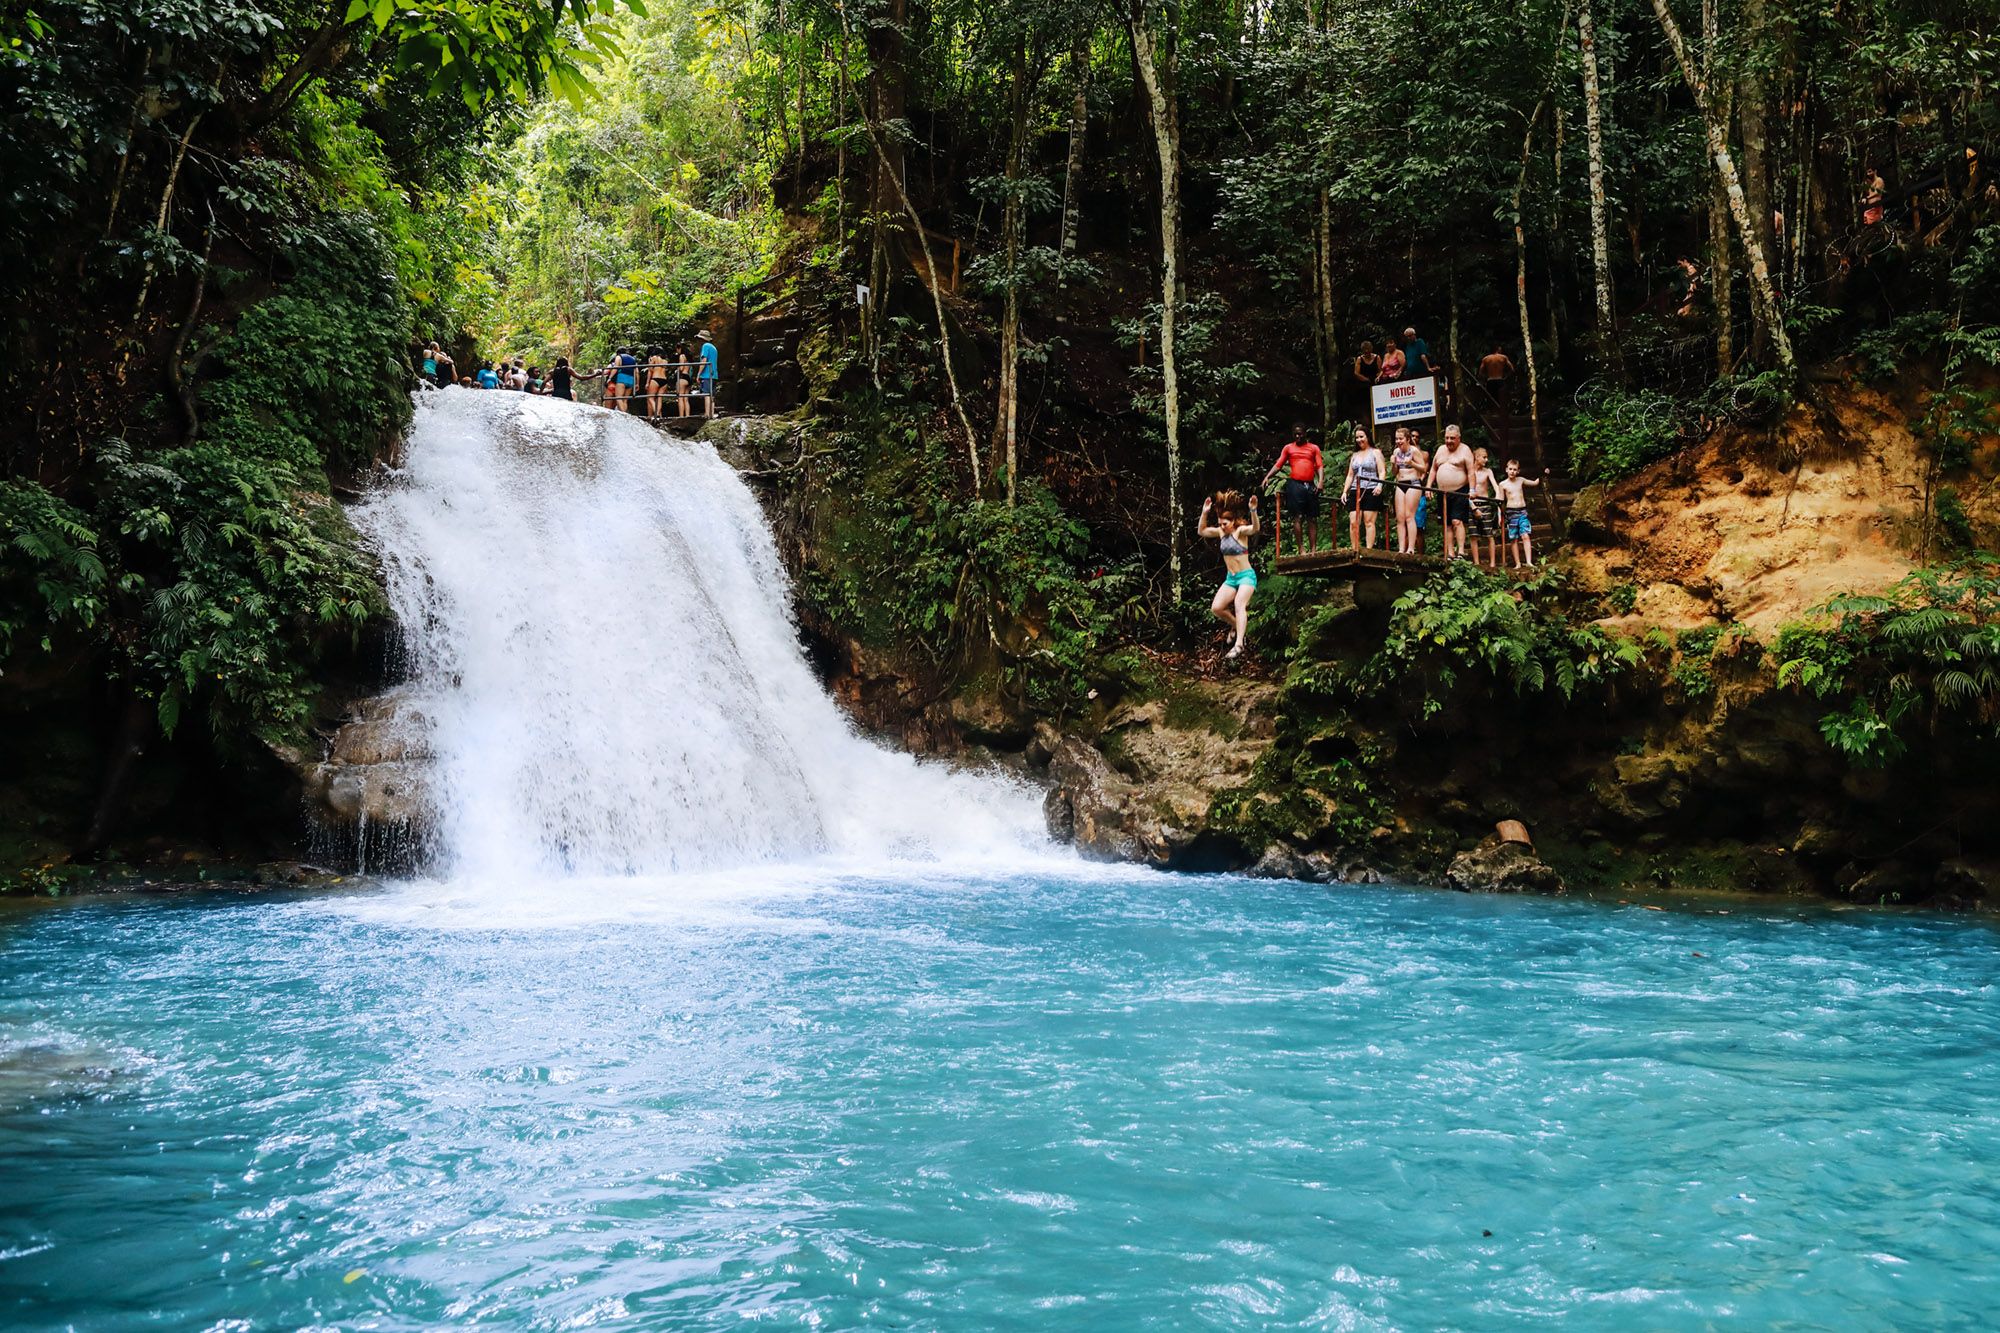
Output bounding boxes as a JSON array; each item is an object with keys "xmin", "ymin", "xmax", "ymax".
[{"xmin": 0, "ymin": 870, "xmax": 1995, "ymax": 1328}]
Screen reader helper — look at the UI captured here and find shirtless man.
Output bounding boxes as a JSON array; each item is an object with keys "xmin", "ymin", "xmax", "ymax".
[
  {"xmin": 1478, "ymin": 344, "xmax": 1515, "ymax": 436},
  {"xmin": 1426, "ymin": 425, "xmax": 1478, "ymax": 560},
  {"xmin": 1497, "ymin": 459, "xmax": 1543, "ymax": 567}
]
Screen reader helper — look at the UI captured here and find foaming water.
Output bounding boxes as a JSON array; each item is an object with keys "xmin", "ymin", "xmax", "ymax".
[
  {"xmin": 352, "ymin": 390, "xmax": 1045, "ymax": 881},
  {"xmin": 0, "ymin": 878, "xmax": 1996, "ymax": 1327}
]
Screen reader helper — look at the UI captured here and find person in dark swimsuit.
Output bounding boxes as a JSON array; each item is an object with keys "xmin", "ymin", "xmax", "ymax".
[
  {"xmin": 672, "ymin": 344, "xmax": 693, "ymax": 417},
  {"xmin": 550, "ymin": 358, "xmax": 575, "ymax": 400},
  {"xmin": 1352, "ymin": 342, "xmax": 1381, "ymax": 419}
]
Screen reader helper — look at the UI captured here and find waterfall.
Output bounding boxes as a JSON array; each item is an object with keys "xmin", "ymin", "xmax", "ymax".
[{"xmin": 351, "ymin": 389, "xmax": 1046, "ymax": 880}]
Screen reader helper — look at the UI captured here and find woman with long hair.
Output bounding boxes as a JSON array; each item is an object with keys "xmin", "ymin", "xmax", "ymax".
[
  {"xmin": 1390, "ymin": 426, "xmax": 1423, "ymax": 553},
  {"xmin": 1197, "ymin": 490, "xmax": 1261, "ymax": 660}
]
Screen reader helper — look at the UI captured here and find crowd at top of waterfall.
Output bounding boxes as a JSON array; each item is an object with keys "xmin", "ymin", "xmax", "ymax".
[{"xmin": 416, "ymin": 336, "xmax": 723, "ymax": 421}]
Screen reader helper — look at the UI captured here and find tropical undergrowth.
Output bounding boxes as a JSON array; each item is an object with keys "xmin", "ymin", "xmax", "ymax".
[
  {"xmin": 798, "ymin": 397, "xmax": 1145, "ymax": 717},
  {"xmin": 1210, "ymin": 564, "xmax": 1642, "ymax": 856},
  {"xmin": 1775, "ymin": 557, "xmax": 2000, "ymax": 768}
]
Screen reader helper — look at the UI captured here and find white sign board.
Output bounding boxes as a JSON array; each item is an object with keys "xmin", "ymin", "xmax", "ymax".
[{"xmin": 1371, "ymin": 375, "xmax": 1438, "ymax": 426}]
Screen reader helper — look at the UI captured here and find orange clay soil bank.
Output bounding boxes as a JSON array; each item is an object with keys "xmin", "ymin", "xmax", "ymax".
[{"xmin": 1570, "ymin": 376, "xmax": 1998, "ymax": 633}]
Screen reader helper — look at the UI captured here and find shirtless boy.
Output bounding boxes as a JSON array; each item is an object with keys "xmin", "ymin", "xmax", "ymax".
[
  {"xmin": 1469, "ymin": 447, "xmax": 1501, "ymax": 567},
  {"xmin": 1497, "ymin": 459, "xmax": 1543, "ymax": 568}
]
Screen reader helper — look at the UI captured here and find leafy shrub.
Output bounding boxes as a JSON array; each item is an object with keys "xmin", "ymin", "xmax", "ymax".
[
  {"xmin": 1337, "ymin": 564, "xmax": 1641, "ymax": 719},
  {"xmin": 1847, "ymin": 312, "xmax": 1948, "ymax": 381},
  {"xmin": 1670, "ymin": 625, "xmax": 1721, "ymax": 702},
  {"xmin": 1568, "ymin": 386, "xmax": 1687, "ymax": 482},
  {"xmin": 1775, "ymin": 558, "xmax": 2000, "ymax": 766},
  {"xmin": 0, "ymin": 482, "xmax": 105, "ymax": 659}
]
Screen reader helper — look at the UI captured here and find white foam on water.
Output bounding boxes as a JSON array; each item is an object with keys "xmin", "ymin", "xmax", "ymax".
[{"xmin": 348, "ymin": 390, "xmax": 1050, "ymax": 894}]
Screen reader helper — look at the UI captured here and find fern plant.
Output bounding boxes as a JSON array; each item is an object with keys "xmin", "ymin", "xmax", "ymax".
[{"xmin": 1775, "ymin": 557, "xmax": 2000, "ymax": 766}]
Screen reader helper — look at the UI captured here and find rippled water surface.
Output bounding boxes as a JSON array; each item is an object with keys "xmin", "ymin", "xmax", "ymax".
[{"xmin": 1, "ymin": 870, "xmax": 1996, "ymax": 1329}]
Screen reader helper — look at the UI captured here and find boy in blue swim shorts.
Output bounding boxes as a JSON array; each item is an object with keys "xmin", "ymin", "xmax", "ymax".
[{"xmin": 1497, "ymin": 458, "xmax": 1542, "ymax": 568}]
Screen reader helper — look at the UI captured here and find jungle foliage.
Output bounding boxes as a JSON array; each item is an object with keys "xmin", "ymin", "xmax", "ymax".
[{"xmin": 1776, "ymin": 558, "xmax": 2000, "ymax": 767}]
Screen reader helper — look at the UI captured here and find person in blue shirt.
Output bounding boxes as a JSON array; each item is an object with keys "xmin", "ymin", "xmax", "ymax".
[
  {"xmin": 1402, "ymin": 326, "xmax": 1434, "ymax": 381},
  {"xmin": 697, "ymin": 331, "xmax": 720, "ymax": 418},
  {"xmin": 475, "ymin": 361, "xmax": 500, "ymax": 390}
]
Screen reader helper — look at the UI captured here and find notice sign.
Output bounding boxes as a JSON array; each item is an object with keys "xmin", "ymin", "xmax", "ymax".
[{"xmin": 1372, "ymin": 375, "xmax": 1439, "ymax": 426}]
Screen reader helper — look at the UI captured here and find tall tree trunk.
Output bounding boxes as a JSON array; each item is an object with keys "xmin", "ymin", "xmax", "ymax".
[
  {"xmin": 865, "ymin": 0, "xmax": 908, "ymax": 366},
  {"xmin": 840, "ymin": 8, "xmax": 981, "ymax": 477},
  {"xmin": 1578, "ymin": 0, "xmax": 1616, "ymax": 346},
  {"xmin": 995, "ymin": 40, "xmax": 1032, "ymax": 503},
  {"xmin": 1313, "ymin": 186, "xmax": 1337, "ymax": 439},
  {"xmin": 1448, "ymin": 259, "xmax": 1461, "ymax": 429},
  {"xmin": 1703, "ymin": 0, "xmax": 1734, "ymax": 375},
  {"xmin": 1738, "ymin": 0, "xmax": 1776, "ymax": 353},
  {"xmin": 1651, "ymin": 0, "xmax": 1795, "ymax": 376},
  {"xmin": 1059, "ymin": 29, "xmax": 1092, "ymax": 257},
  {"xmin": 1128, "ymin": 9, "xmax": 1184, "ymax": 600},
  {"xmin": 1514, "ymin": 103, "xmax": 1545, "ymax": 458},
  {"xmin": 77, "ymin": 691, "xmax": 153, "ymax": 861}
]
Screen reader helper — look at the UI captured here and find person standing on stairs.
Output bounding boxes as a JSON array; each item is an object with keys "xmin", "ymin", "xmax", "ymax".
[
  {"xmin": 550, "ymin": 357, "xmax": 575, "ymax": 401},
  {"xmin": 1469, "ymin": 447, "xmax": 1501, "ymax": 567},
  {"xmin": 697, "ymin": 331, "xmax": 720, "ymax": 418},
  {"xmin": 1479, "ymin": 344, "xmax": 1515, "ymax": 439},
  {"xmin": 645, "ymin": 346, "xmax": 670, "ymax": 419}
]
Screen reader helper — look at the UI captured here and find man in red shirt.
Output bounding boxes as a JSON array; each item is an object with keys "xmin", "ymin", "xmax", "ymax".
[{"xmin": 1261, "ymin": 424, "xmax": 1326, "ymax": 556}]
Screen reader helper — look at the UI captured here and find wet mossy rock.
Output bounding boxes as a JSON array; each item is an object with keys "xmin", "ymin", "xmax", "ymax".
[{"xmin": 1446, "ymin": 837, "xmax": 1567, "ymax": 895}]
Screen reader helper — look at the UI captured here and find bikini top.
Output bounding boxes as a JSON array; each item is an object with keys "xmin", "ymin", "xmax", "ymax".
[{"xmin": 1219, "ymin": 533, "xmax": 1246, "ymax": 557}]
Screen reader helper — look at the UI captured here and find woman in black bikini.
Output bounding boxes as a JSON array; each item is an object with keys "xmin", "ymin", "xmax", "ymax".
[{"xmin": 550, "ymin": 356, "xmax": 576, "ymax": 401}]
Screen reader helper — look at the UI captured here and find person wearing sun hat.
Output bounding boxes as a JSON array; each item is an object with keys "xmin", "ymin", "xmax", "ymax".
[{"xmin": 696, "ymin": 329, "xmax": 720, "ymax": 418}]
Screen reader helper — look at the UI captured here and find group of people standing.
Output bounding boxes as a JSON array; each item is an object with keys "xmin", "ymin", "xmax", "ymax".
[
  {"xmin": 1259, "ymin": 423, "xmax": 1542, "ymax": 567},
  {"xmin": 1200, "ymin": 422, "xmax": 1545, "ymax": 657},
  {"xmin": 414, "ymin": 332, "xmax": 721, "ymax": 419},
  {"xmin": 594, "ymin": 336, "xmax": 721, "ymax": 419}
]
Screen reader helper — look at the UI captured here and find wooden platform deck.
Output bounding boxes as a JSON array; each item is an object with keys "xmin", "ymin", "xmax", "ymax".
[{"xmin": 1271, "ymin": 547, "xmax": 1443, "ymax": 578}]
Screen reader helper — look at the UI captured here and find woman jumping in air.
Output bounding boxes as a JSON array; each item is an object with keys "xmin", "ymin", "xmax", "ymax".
[{"xmin": 1198, "ymin": 490, "xmax": 1260, "ymax": 660}]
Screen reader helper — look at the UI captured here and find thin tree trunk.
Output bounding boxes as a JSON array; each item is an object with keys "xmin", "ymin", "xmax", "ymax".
[
  {"xmin": 839, "ymin": 29, "xmax": 980, "ymax": 478},
  {"xmin": 249, "ymin": 18, "xmax": 356, "ymax": 128},
  {"xmin": 119, "ymin": 112, "xmax": 202, "ymax": 386},
  {"xmin": 1738, "ymin": 0, "xmax": 1776, "ymax": 354},
  {"xmin": 996, "ymin": 40, "xmax": 1032, "ymax": 503},
  {"xmin": 1060, "ymin": 29, "xmax": 1092, "ymax": 257},
  {"xmin": 1128, "ymin": 11, "xmax": 1184, "ymax": 600},
  {"xmin": 1703, "ymin": 0, "xmax": 1734, "ymax": 375},
  {"xmin": 1651, "ymin": 0, "xmax": 1795, "ymax": 376},
  {"xmin": 1578, "ymin": 0, "xmax": 1616, "ymax": 344},
  {"xmin": 1514, "ymin": 103, "xmax": 1545, "ymax": 458},
  {"xmin": 1448, "ymin": 259, "xmax": 1461, "ymax": 429},
  {"xmin": 1314, "ymin": 186, "xmax": 1337, "ymax": 440}
]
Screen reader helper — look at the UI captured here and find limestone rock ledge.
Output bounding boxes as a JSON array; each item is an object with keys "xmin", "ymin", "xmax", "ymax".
[{"xmin": 281, "ymin": 687, "xmax": 434, "ymax": 828}]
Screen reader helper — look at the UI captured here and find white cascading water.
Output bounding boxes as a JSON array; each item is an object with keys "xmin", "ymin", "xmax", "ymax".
[{"xmin": 352, "ymin": 388, "xmax": 1048, "ymax": 881}]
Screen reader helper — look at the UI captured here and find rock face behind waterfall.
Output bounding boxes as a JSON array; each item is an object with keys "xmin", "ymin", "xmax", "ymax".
[{"xmin": 296, "ymin": 688, "xmax": 432, "ymax": 829}]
